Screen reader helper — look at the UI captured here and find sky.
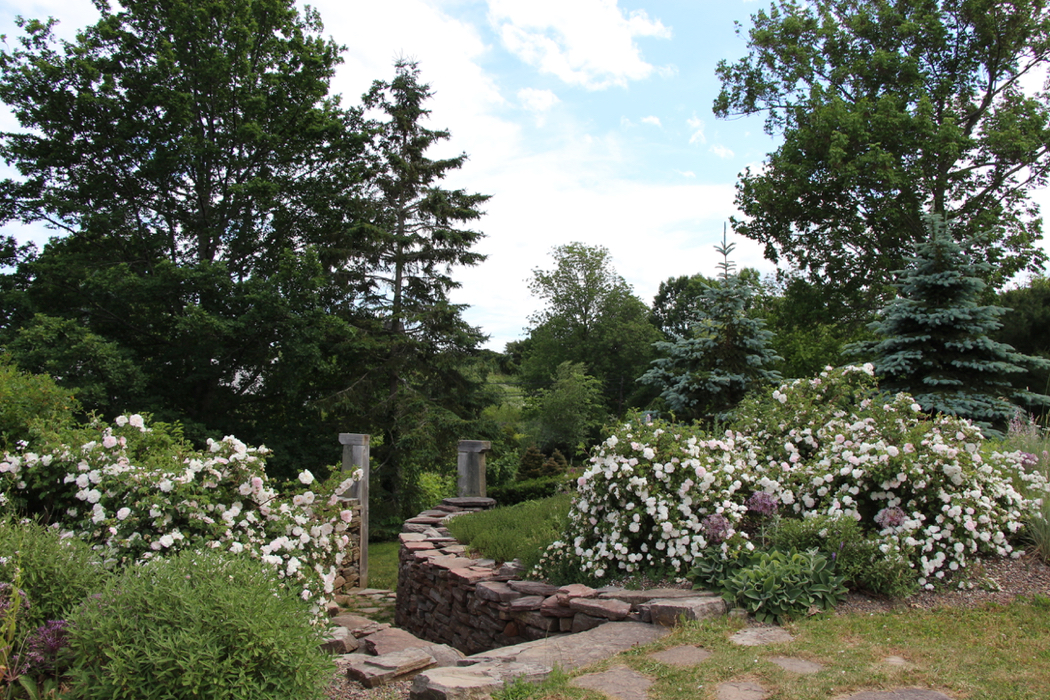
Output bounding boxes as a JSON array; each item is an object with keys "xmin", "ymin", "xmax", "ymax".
[{"xmin": 2, "ymin": 0, "xmax": 1049, "ymax": 351}]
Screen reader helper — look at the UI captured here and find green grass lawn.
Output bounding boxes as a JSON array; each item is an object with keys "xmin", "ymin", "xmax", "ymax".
[{"xmin": 367, "ymin": 541, "xmax": 400, "ymax": 590}]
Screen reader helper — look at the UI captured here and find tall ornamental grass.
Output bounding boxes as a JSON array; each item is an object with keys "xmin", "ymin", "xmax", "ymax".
[{"xmin": 534, "ymin": 365, "xmax": 1050, "ymax": 590}]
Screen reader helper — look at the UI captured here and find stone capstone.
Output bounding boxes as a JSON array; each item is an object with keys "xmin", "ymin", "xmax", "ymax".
[
  {"xmin": 346, "ymin": 648, "xmax": 437, "ymax": 688},
  {"xmin": 648, "ymin": 596, "xmax": 727, "ymax": 626}
]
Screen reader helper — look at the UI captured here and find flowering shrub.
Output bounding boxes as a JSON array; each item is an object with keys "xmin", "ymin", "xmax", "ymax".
[
  {"xmin": 0, "ymin": 415, "xmax": 359, "ymax": 604},
  {"xmin": 534, "ymin": 366, "xmax": 1050, "ymax": 591}
]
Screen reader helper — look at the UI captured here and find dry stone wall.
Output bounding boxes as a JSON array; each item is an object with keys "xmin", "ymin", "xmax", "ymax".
[
  {"xmin": 395, "ymin": 497, "xmax": 728, "ymax": 655},
  {"xmin": 332, "ymin": 498, "xmax": 364, "ymax": 593}
]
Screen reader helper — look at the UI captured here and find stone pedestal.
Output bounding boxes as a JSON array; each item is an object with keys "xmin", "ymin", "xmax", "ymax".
[{"xmin": 456, "ymin": 440, "xmax": 490, "ymax": 498}]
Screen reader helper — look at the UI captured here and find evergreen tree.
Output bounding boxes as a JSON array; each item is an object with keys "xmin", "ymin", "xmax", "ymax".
[
  {"xmin": 518, "ymin": 445, "xmax": 546, "ymax": 481},
  {"xmin": 849, "ymin": 216, "xmax": 1050, "ymax": 435},
  {"xmin": 346, "ymin": 59, "xmax": 492, "ymax": 518},
  {"xmin": 640, "ymin": 234, "xmax": 782, "ymax": 423}
]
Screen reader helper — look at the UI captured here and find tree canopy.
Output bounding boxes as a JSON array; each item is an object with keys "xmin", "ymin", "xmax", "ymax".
[
  {"xmin": 716, "ymin": 0, "xmax": 1050, "ymax": 304},
  {"xmin": 520, "ymin": 243, "xmax": 660, "ymax": 415},
  {"xmin": 0, "ymin": 2, "xmax": 492, "ymax": 500}
]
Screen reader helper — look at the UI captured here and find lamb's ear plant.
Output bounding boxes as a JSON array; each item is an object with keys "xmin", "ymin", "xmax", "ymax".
[{"xmin": 720, "ymin": 548, "xmax": 847, "ymax": 625}]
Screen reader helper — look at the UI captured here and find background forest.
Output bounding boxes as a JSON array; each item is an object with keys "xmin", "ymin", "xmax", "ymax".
[{"xmin": 2, "ymin": 0, "xmax": 1050, "ymax": 540}]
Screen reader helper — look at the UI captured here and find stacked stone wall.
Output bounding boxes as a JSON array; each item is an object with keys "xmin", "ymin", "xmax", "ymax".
[
  {"xmin": 332, "ymin": 498, "xmax": 363, "ymax": 593},
  {"xmin": 395, "ymin": 497, "xmax": 722, "ymax": 655}
]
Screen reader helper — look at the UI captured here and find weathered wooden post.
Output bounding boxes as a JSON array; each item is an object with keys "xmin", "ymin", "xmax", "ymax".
[
  {"xmin": 339, "ymin": 433, "xmax": 370, "ymax": 589},
  {"xmin": 456, "ymin": 440, "xmax": 491, "ymax": 498}
]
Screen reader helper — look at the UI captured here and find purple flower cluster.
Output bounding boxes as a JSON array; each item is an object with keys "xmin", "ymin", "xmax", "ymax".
[
  {"xmin": 701, "ymin": 513, "xmax": 730, "ymax": 544},
  {"xmin": 1019, "ymin": 452, "xmax": 1043, "ymax": 470},
  {"xmin": 21, "ymin": 620, "xmax": 71, "ymax": 673},
  {"xmin": 746, "ymin": 491, "xmax": 779, "ymax": 517},
  {"xmin": 874, "ymin": 506, "xmax": 907, "ymax": 529}
]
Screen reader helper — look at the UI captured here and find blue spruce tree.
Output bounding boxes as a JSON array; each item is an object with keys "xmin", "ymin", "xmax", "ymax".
[
  {"xmin": 850, "ymin": 215, "xmax": 1050, "ymax": 435},
  {"xmin": 639, "ymin": 233, "xmax": 782, "ymax": 422}
]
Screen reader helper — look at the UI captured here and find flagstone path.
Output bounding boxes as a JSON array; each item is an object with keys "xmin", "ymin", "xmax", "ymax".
[{"xmin": 328, "ymin": 588, "xmax": 959, "ymax": 700}]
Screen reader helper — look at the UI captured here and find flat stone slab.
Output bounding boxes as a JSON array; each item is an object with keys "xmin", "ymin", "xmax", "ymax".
[
  {"xmin": 600, "ymin": 588, "xmax": 710, "ymax": 604},
  {"xmin": 508, "ymin": 581, "xmax": 559, "ymax": 596},
  {"xmin": 410, "ymin": 661, "xmax": 550, "ymax": 700},
  {"xmin": 649, "ymin": 645, "xmax": 712, "ymax": 666},
  {"xmin": 844, "ymin": 691, "xmax": 954, "ymax": 700},
  {"xmin": 571, "ymin": 665, "xmax": 652, "ymax": 700},
  {"xmin": 363, "ymin": 627, "xmax": 433, "ymax": 656},
  {"xmin": 569, "ymin": 597, "xmax": 632, "ymax": 621},
  {"xmin": 649, "ymin": 596, "xmax": 727, "ymax": 626},
  {"xmin": 729, "ymin": 627, "xmax": 794, "ymax": 646},
  {"xmin": 331, "ymin": 614, "xmax": 387, "ymax": 638},
  {"xmin": 468, "ymin": 621, "xmax": 671, "ymax": 671},
  {"xmin": 717, "ymin": 680, "xmax": 768, "ymax": 700},
  {"xmin": 347, "ymin": 647, "xmax": 436, "ymax": 688},
  {"xmin": 767, "ymin": 656, "xmax": 822, "ymax": 674},
  {"xmin": 442, "ymin": 496, "xmax": 496, "ymax": 509}
]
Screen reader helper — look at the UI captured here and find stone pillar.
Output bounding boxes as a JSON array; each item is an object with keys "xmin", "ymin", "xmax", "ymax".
[
  {"xmin": 340, "ymin": 433, "xmax": 370, "ymax": 589},
  {"xmin": 457, "ymin": 440, "xmax": 491, "ymax": 498}
]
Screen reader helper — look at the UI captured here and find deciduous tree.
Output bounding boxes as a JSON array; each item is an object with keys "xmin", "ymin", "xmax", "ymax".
[{"xmin": 715, "ymin": 0, "xmax": 1050, "ymax": 305}]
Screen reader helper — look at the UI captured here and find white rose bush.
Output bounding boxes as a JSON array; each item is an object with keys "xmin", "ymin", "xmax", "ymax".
[
  {"xmin": 0, "ymin": 414, "xmax": 358, "ymax": 605},
  {"xmin": 534, "ymin": 365, "xmax": 1049, "ymax": 591}
]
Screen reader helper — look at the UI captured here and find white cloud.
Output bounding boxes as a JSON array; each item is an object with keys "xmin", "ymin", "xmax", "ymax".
[
  {"xmin": 676, "ymin": 170, "xmax": 696, "ymax": 178},
  {"xmin": 518, "ymin": 87, "xmax": 560, "ymax": 114},
  {"xmin": 687, "ymin": 114, "xmax": 706, "ymax": 144},
  {"xmin": 488, "ymin": 0, "xmax": 672, "ymax": 90},
  {"xmin": 709, "ymin": 144, "xmax": 735, "ymax": 159},
  {"xmin": 641, "ymin": 115, "xmax": 662, "ymax": 127}
]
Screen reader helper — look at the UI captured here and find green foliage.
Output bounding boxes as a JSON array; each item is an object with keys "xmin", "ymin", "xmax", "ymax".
[
  {"xmin": 0, "ymin": 518, "xmax": 108, "ymax": 639},
  {"xmin": 7, "ymin": 314, "xmax": 146, "ymax": 416},
  {"xmin": 517, "ymin": 446, "xmax": 546, "ymax": 481},
  {"xmin": 65, "ymin": 549, "xmax": 332, "ymax": 700},
  {"xmin": 715, "ymin": 0, "xmax": 1050, "ymax": 303},
  {"xmin": 719, "ymin": 549, "xmax": 847, "ymax": 625},
  {"xmin": 640, "ymin": 237, "xmax": 782, "ymax": 422},
  {"xmin": 759, "ymin": 274, "xmax": 875, "ymax": 379},
  {"xmin": 767, "ymin": 516, "xmax": 918, "ymax": 598},
  {"xmin": 488, "ymin": 475, "xmax": 567, "ymax": 507},
  {"xmin": 849, "ymin": 216, "xmax": 1050, "ymax": 435},
  {"xmin": 415, "ymin": 471, "xmax": 457, "ymax": 511},
  {"xmin": 444, "ymin": 494, "xmax": 571, "ymax": 571},
  {"xmin": 521, "ymin": 243, "xmax": 661, "ymax": 415},
  {"xmin": 0, "ymin": 356, "xmax": 79, "ymax": 452},
  {"xmin": 995, "ymin": 276, "xmax": 1050, "ymax": 413},
  {"xmin": 523, "ymin": 362, "xmax": 606, "ymax": 456}
]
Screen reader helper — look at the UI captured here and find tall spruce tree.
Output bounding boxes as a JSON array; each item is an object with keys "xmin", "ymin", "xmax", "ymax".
[
  {"xmin": 849, "ymin": 215, "xmax": 1050, "ymax": 435},
  {"xmin": 345, "ymin": 60, "xmax": 491, "ymax": 519},
  {"xmin": 639, "ymin": 234, "xmax": 781, "ymax": 423}
]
